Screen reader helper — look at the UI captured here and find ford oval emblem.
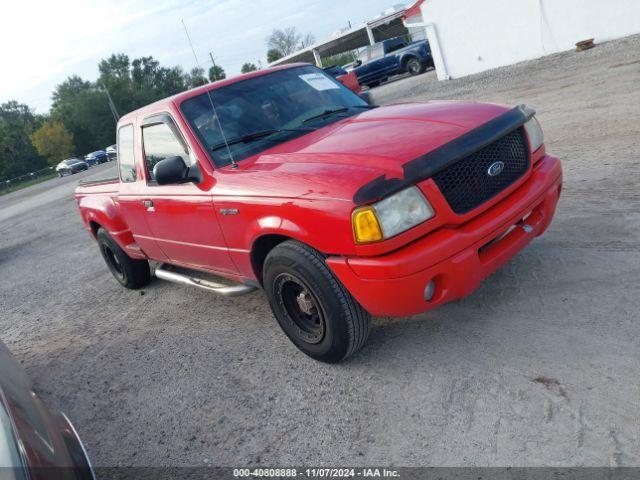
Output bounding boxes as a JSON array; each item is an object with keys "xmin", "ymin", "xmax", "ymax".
[{"xmin": 487, "ymin": 161, "xmax": 505, "ymax": 177}]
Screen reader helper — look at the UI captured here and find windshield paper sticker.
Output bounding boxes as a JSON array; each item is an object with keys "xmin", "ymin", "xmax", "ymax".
[{"xmin": 299, "ymin": 73, "xmax": 340, "ymax": 91}]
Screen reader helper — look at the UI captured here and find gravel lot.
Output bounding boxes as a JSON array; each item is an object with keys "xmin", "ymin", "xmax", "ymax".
[{"xmin": 1, "ymin": 35, "xmax": 639, "ymax": 468}]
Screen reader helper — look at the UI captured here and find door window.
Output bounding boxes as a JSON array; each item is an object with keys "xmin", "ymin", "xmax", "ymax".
[
  {"xmin": 142, "ymin": 122, "xmax": 190, "ymax": 182},
  {"xmin": 117, "ymin": 124, "xmax": 136, "ymax": 182}
]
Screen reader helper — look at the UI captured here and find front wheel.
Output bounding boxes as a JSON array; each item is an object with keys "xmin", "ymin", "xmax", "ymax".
[
  {"xmin": 97, "ymin": 228, "xmax": 150, "ymax": 289},
  {"xmin": 263, "ymin": 240, "xmax": 371, "ymax": 363}
]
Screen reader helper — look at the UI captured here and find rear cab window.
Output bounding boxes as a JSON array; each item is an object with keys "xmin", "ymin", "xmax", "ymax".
[{"xmin": 117, "ymin": 124, "xmax": 136, "ymax": 182}]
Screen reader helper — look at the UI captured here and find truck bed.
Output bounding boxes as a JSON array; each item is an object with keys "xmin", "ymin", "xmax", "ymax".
[{"xmin": 76, "ymin": 177, "xmax": 119, "ymax": 194}]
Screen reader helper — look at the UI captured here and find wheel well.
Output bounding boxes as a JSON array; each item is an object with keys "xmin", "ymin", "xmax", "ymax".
[
  {"xmin": 402, "ymin": 55, "xmax": 417, "ymax": 68},
  {"xmin": 88, "ymin": 221, "xmax": 101, "ymax": 237},
  {"xmin": 250, "ymin": 234, "xmax": 292, "ymax": 284}
]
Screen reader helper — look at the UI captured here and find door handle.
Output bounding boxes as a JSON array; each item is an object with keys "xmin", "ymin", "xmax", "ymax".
[{"xmin": 143, "ymin": 199, "xmax": 154, "ymax": 211}]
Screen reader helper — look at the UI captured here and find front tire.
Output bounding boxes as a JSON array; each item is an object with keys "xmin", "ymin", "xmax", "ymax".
[
  {"xmin": 97, "ymin": 228, "xmax": 150, "ymax": 289},
  {"xmin": 263, "ymin": 240, "xmax": 371, "ymax": 363}
]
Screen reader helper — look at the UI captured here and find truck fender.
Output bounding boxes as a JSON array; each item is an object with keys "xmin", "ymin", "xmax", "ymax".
[
  {"xmin": 245, "ymin": 215, "xmax": 318, "ymax": 251},
  {"xmin": 241, "ymin": 216, "xmax": 324, "ymax": 282},
  {"xmin": 78, "ymin": 195, "xmax": 136, "ymax": 254}
]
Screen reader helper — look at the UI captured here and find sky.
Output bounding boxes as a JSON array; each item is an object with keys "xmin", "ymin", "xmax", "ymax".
[{"xmin": 1, "ymin": 0, "xmax": 406, "ymax": 113}]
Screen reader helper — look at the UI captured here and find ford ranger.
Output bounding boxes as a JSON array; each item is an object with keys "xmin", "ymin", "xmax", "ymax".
[{"xmin": 75, "ymin": 64, "xmax": 562, "ymax": 362}]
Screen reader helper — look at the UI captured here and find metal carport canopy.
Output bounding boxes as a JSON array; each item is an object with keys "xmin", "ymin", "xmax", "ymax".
[{"xmin": 270, "ymin": 9, "xmax": 410, "ymax": 66}]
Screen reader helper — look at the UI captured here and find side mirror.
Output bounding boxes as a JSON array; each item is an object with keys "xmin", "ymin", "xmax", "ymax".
[
  {"xmin": 154, "ymin": 156, "xmax": 197, "ymax": 185},
  {"xmin": 354, "ymin": 60, "xmax": 362, "ymax": 67},
  {"xmin": 359, "ymin": 91, "xmax": 375, "ymax": 106}
]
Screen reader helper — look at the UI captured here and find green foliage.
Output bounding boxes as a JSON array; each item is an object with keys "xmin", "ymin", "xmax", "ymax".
[
  {"xmin": 267, "ymin": 48, "xmax": 284, "ymax": 63},
  {"xmin": 187, "ymin": 67, "xmax": 209, "ymax": 87},
  {"xmin": 30, "ymin": 120, "xmax": 74, "ymax": 164},
  {"xmin": 2, "ymin": 53, "xmax": 228, "ymax": 179},
  {"xmin": 50, "ymin": 75, "xmax": 114, "ymax": 154},
  {"xmin": 323, "ymin": 52, "xmax": 357, "ymax": 68},
  {"xmin": 0, "ymin": 101, "xmax": 46, "ymax": 180},
  {"xmin": 241, "ymin": 63, "xmax": 258, "ymax": 73},
  {"xmin": 208, "ymin": 64, "xmax": 226, "ymax": 82}
]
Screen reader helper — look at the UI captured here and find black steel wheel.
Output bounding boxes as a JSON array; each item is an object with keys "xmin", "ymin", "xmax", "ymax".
[
  {"xmin": 264, "ymin": 240, "xmax": 371, "ymax": 363},
  {"xmin": 97, "ymin": 228, "xmax": 150, "ymax": 289},
  {"xmin": 274, "ymin": 272, "xmax": 326, "ymax": 344}
]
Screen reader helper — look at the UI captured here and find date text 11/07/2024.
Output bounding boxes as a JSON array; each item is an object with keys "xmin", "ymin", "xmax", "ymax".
[{"xmin": 233, "ymin": 468, "xmax": 400, "ymax": 477}]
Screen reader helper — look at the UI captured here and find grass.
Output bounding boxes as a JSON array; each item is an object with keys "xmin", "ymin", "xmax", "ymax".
[{"xmin": 0, "ymin": 171, "xmax": 58, "ymax": 196}]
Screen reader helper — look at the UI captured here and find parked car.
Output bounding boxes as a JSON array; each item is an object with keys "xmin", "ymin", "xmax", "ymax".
[
  {"xmin": 75, "ymin": 64, "xmax": 562, "ymax": 363},
  {"xmin": 84, "ymin": 151, "xmax": 109, "ymax": 166},
  {"xmin": 105, "ymin": 144, "xmax": 117, "ymax": 161},
  {"xmin": 323, "ymin": 65, "xmax": 361, "ymax": 93},
  {"xmin": 354, "ymin": 37, "xmax": 433, "ymax": 88},
  {"xmin": 0, "ymin": 340, "xmax": 94, "ymax": 479},
  {"xmin": 55, "ymin": 158, "xmax": 88, "ymax": 177}
]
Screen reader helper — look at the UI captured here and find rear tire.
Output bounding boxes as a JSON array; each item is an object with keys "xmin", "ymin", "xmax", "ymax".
[
  {"xmin": 263, "ymin": 240, "xmax": 371, "ymax": 363},
  {"xmin": 406, "ymin": 58, "xmax": 425, "ymax": 76},
  {"xmin": 97, "ymin": 228, "xmax": 150, "ymax": 289}
]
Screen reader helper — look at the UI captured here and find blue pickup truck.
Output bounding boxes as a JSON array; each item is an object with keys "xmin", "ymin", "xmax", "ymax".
[{"xmin": 352, "ymin": 37, "xmax": 433, "ymax": 88}]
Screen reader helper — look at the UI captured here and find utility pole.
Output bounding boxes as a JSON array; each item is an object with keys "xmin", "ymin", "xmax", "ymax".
[{"xmin": 208, "ymin": 52, "xmax": 218, "ymax": 82}]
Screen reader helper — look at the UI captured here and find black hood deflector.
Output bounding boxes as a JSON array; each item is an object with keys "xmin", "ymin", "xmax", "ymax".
[{"xmin": 353, "ymin": 105, "xmax": 535, "ymax": 205}]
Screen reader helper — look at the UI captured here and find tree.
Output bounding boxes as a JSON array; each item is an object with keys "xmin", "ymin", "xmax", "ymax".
[
  {"xmin": 186, "ymin": 67, "xmax": 208, "ymax": 87},
  {"xmin": 267, "ymin": 27, "xmax": 308, "ymax": 57},
  {"xmin": 301, "ymin": 33, "xmax": 316, "ymax": 48},
  {"xmin": 241, "ymin": 63, "xmax": 258, "ymax": 73},
  {"xmin": 51, "ymin": 76, "xmax": 112, "ymax": 155},
  {"xmin": 208, "ymin": 64, "xmax": 226, "ymax": 82},
  {"xmin": 0, "ymin": 101, "xmax": 46, "ymax": 180},
  {"xmin": 30, "ymin": 121, "xmax": 75, "ymax": 164},
  {"xmin": 267, "ymin": 48, "xmax": 284, "ymax": 63}
]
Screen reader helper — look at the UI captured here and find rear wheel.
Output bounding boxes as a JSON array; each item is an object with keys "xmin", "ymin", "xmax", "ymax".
[
  {"xmin": 97, "ymin": 228, "xmax": 150, "ymax": 289},
  {"xmin": 263, "ymin": 240, "xmax": 371, "ymax": 363},
  {"xmin": 406, "ymin": 58, "xmax": 425, "ymax": 76}
]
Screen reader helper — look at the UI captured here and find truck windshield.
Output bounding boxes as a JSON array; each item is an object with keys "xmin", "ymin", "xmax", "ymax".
[{"xmin": 180, "ymin": 65, "xmax": 369, "ymax": 167}]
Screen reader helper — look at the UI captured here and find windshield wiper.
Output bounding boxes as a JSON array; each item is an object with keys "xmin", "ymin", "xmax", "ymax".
[
  {"xmin": 210, "ymin": 128, "xmax": 310, "ymax": 152},
  {"xmin": 301, "ymin": 105, "xmax": 377, "ymax": 125},
  {"xmin": 301, "ymin": 107, "xmax": 350, "ymax": 124}
]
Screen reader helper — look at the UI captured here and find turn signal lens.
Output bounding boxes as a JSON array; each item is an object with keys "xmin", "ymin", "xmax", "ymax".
[
  {"xmin": 353, "ymin": 207, "xmax": 383, "ymax": 243},
  {"xmin": 524, "ymin": 117, "xmax": 544, "ymax": 152}
]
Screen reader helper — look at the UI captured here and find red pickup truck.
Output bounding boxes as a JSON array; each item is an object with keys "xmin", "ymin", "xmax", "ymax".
[{"xmin": 76, "ymin": 64, "xmax": 562, "ymax": 362}]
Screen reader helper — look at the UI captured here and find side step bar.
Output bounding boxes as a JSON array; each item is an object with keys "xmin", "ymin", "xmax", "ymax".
[{"xmin": 154, "ymin": 265, "xmax": 256, "ymax": 297}]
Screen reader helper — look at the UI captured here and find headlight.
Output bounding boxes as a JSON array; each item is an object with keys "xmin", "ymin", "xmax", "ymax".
[
  {"xmin": 524, "ymin": 116, "xmax": 544, "ymax": 152},
  {"xmin": 352, "ymin": 186, "xmax": 434, "ymax": 243}
]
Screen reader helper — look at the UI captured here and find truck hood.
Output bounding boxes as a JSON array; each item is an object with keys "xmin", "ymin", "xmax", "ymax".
[{"xmin": 226, "ymin": 101, "xmax": 512, "ymax": 202}]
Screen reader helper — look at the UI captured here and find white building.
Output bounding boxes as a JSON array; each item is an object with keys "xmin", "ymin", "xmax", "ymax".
[{"xmin": 408, "ymin": 0, "xmax": 640, "ymax": 80}]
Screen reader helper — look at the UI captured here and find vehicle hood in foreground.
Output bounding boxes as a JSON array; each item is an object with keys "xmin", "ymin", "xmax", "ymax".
[{"xmin": 224, "ymin": 101, "xmax": 512, "ymax": 202}]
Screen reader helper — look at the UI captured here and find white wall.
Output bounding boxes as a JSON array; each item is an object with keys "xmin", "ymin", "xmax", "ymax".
[{"xmin": 420, "ymin": 0, "xmax": 640, "ymax": 80}]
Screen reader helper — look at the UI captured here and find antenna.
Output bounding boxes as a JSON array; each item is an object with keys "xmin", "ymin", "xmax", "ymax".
[{"xmin": 181, "ymin": 19, "xmax": 237, "ymax": 169}]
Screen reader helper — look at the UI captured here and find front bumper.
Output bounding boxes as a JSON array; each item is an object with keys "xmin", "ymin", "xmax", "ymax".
[{"xmin": 327, "ymin": 154, "xmax": 562, "ymax": 317}]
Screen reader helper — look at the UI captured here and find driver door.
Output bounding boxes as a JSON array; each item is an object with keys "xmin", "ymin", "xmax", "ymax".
[{"xmin": 138, "ymin": 114, "xmax": 237, "ymax": 274}]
